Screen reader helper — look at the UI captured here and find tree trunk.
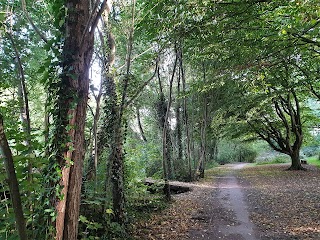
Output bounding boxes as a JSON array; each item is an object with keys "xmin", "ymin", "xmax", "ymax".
[
  {"xmin": 162, "ymin": 101, "xmax": 171, "ymax": 201},
  {"xmin": 7, "ymin": 31, "xmax": 33, "ymax": 182},
  {"xmin": 288, "ymin": 149, "xmax": 304, "ymax": 170},
  {"xmin": 179, "ymin": 48, "xmax": 192, "ymax": 181},
  {"xmin": 95, "ymin": 10, "xmax": 115, "ymax": 162},
  {"xmin": 92, "ymin": 82, "xmax": 103, "ymax": 182},
  {"xmin": 136, "ymin": 107, "xmax": 147, "ymax": 142},
  {"xmin": 174, "ymin": 66, "xmax": 183, "ymax": 174},
  {"xmin": 0, "ymin": 115, "xmax": 28, "ymax": 240},
  {"xmin": 110, "ymin": 0, "xmax": 136, "ymax": 224},
  {"xmin": 110, "ymin": 119, "xmax": 126, "ymax": 224},
  {"xmin": 162, "ymin": 53, "xmax": 178, "ymax": 199},
  {"xmin": 51, "ymin": 0, "xmax": 95, "ymax": 239},
  {"xmin": 198, "ymin": 65, "xmax": 208, "ymax": 178}
]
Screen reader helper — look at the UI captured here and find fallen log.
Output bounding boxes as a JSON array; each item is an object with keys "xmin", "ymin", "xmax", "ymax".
[{"xmin": 144, "ymin": 178, "xmax": 191, "ymax": 194}]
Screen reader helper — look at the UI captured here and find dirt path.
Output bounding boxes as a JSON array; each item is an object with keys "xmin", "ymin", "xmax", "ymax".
[
  {"xmin": 189, "ymin": 163, "xmax": 258, "ymax": 240},
  {"xmin": 132, "ymin": 163, "xmax": 320, "ymax": 239}
]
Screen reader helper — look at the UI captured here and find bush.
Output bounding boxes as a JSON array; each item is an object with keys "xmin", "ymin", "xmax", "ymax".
[
  {"xmin": 302, "ymin": 146, "xmax": 319, "ymax": 157},
  {"xmin": 238, "ymin": 145, "xmax": 257, "ymax": 163},
  {"xmin": 256, "ymin": 155, "xmax": 290, "ymax": 165},
  {"xmin": 216, "ymin": 140, "xmax": 258, "ymax": 164}
]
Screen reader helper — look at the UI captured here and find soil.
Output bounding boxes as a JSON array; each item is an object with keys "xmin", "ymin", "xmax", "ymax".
[{"xmin": 132, "ymin": 163, "xmax": 320, "ymax": 240}]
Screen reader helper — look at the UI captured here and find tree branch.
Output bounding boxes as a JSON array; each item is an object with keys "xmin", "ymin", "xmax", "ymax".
[
  {"xmin": 21, "ymin": 0, "xmax": 48, "ymax": 43},
  {"xmin": 125, "ymin": 60, "xmax": 158, "ymax": 108},
  {"xmin": 80, "ymin": 0, "xmax": 109, "ymax": 48}
]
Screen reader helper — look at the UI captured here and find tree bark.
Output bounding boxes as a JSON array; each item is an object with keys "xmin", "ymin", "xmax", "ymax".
[
  {"xmin": 198, "ymin": 64, "xmax": 208, "ymax": 178},
  {"xmin": 178, "ymin": 48, "xmax": 192, "ymax": 181},
  {"xmin": 162, "ymin": 53, "xmax": 178, "ymax": 199},
  {"xmin": 110, "ymin": 0, "xmax": 137, "ymax": 225},
  {"xmin": 0, "ymin": 115, "xmax": 28, "ymax": 240},
  {"xmin": 110, "ymin": 118, "xmax": 126, "ymax": 224},
  {"xmin": 288, "ymin": 149, "xmax": 304, "ymax": 170},
  {"xmin": 7, "ymin": 31, "xmax": 33, "ymax": 182},
  {"xmin": 175, "ymin": 66, "xmax": 183, "ymax": 173},
  {"xmin": 136, "ymin": 107, "xmax": 147, "ymax": 142},
  {"xmin": 51, "ymin": 0, "xmax": 96, "ymax": 239}
]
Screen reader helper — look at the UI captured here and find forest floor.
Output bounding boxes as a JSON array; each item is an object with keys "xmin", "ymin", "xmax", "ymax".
[{"xmin": 131, "ymin": 163, "xmax": 320, "ymax": 239}]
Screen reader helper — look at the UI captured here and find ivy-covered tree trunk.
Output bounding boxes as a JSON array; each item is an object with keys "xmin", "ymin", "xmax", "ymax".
[
  {"xmin": 110, "ymin": 0, "xmax": 137, "ymax": 222},
  {"xmin": 110, "ymin": 113, "xmax": 126, "ymax": 224},
  {"xmin": 50, "ymin": 0, "xmax": 96, "ymax": 239},
  {"xmin": 101, "ymin": 67, "xmax": 126, "ymax": 225},
  {"xmin": 157, "ymin": 91, "xmax": 173, "ymax": 180}
]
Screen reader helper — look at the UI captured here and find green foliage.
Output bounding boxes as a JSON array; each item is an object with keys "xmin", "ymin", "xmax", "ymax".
[
  {"xmin": 256, "ymin": 155, "xmax": 290, "ymax": 165},
  {"xmin": 216, "ymin": 139, "xmax": 258, "ymax": 164},
  {"xmin": 1, "ymin": 0, "xmax": 320, "ymax": 238},
  {"xmin": 306, "ymin": 156, "xmax": 320, "ymax": 168},
  {"xmin": 125, "ymin": 136, "xmax": 162, "ymax": 179},
  {"xmin": 302, "ymin": 146, "xmax": 319, "ymax": 158}
]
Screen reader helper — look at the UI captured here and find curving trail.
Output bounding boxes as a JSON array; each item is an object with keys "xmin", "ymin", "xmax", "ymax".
[{"xmin": 189, "ymin": 163, "xmax": 259, "ymax": 240}]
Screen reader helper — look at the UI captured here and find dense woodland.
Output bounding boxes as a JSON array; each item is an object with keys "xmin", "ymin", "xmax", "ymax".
[{"xmin": 0, "ymin": 0, "xmax": 319, "ymax": 239}]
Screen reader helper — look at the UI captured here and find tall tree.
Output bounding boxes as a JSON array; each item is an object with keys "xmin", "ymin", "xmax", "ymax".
[{"xmin": 47, "ymin": 0, "xmax": 108, "ymax": 239}]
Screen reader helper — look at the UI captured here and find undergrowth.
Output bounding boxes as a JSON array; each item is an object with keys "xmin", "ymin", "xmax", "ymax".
[
  {"xmin": 256, "ymin": 155, "xmax": 290, "ymax": 165},
  {"xmin": 306, "ymin": 155, "xmax": 320, "ymax": 168}
]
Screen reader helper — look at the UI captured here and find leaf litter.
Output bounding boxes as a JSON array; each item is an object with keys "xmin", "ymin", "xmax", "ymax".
[{"xmin": 131, "ymin": 163, "xmax": 320, "ymax": 239}]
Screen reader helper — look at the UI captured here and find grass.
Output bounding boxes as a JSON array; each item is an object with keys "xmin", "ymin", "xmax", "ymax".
[
  {"xmin": 255, "ymin": 155, "xmax": 290, "ymax": 165},
  {"xmin": 254, "ymin": 154, "xmax": 320, "ymax": 168},
  {"xmin": 306, "ymin": 155, "xmax": 320, "ymax": 168}
]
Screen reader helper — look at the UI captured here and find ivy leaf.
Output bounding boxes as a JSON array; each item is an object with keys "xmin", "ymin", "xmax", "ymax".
[
  {"xmin": 0, "ymin": 12, "xmax": 6, "ymax": 23},
  {"xmin": 58, "ymin": 19, "xmax": 64, "ymax": 28},
  {"xmin": 106, "ymin": 208, "xmax": 114, "ymax": 215},
  {"xmin": 79, "ymin": 215, "xmax": 88, "ymax": 223}
]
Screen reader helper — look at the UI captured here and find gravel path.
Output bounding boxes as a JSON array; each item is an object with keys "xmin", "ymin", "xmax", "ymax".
[{"xmin": 189, "ymin": 163, "xmax": 259, "ymax": 239}]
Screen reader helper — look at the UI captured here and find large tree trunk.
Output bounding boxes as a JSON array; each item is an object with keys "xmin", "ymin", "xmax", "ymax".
[
  {"xmin": 110, "ymin": 0, "xmax": 137, "ymax": 224},
  {"xmin": 52, "ymin": 0, "xmax": 95, "ymax": 239},
  {"xmin": 110, "ymin": 118, "xmax": 126, "ymax": 224},
  {"xmin": 288, "ymin": 149, "xmax": 304, "ymax": 170},
  {"xmin": 0, "ymin": 115, "xmax": 28, "ymax": 240}
]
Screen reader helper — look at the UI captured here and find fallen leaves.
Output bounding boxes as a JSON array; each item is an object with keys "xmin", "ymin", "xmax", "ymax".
[
  {"xmin": 130, "ymin": 197, "xmax": 201, "ymax": 240},
  {"xmin": 241, "ymin": 164, "xmax": 320, "ymax": 239},
  {"xmin": 130, "ymin": 163, "xmax": 320, "ymax": 239}
]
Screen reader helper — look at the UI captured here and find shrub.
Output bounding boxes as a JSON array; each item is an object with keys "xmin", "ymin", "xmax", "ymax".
[
  {"xmin": 302, "ymin": 146, "xmax": 319, "ymax": 157},
  {"xmin": 216, "ymin": 140, "xmax": 258, "ymax": 164}
]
